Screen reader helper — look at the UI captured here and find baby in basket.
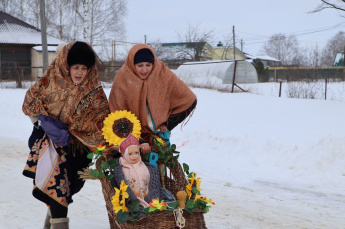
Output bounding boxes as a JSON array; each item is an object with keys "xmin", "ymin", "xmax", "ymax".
[{"xmin": 110, "ymin": 133, "xmax": 174, "ymax": 213}]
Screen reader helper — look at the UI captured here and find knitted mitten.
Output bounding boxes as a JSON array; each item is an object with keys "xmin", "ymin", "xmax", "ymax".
[{"xmin": 50, "ymin": 217, "xmax": 69, "ymax": 229}]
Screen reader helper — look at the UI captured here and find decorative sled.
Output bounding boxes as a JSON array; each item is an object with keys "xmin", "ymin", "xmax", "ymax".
[
  {"xmin": 80, "ymin": 110, "xmax": 212, "ymax": 228},
  {"xmin": 96, "ymin": 146, "xmax": 208, "ymax": 229}
]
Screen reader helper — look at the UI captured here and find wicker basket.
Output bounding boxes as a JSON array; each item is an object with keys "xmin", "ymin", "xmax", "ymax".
[{"xmin": 96, "ymin": 152, "xmax": 207, "ymax": 229}]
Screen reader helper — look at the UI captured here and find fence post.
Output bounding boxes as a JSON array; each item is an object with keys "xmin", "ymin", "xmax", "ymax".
[
  {"xmin": 279, "ymin": 81, "xmax": 282, "ymax": 97},
  {"xmin": 325, "ymin": 78, "xmax": 327, "ymax": 100},
  {"xmin": 231, "ymin": 60, "xmax": 237, "ymax": 93}
]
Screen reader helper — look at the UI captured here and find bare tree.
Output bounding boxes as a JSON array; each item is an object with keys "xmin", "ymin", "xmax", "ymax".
[
  {"xmin": 311, "ymin": 0, "xmax": 345, "ymax": 13},
  {"xmin": 303, "ymin": 44, "xmax": 322, "ymax": 67},
  {"xmin": 176, "ymin": 23, "xmax": 214, "ymax": 61},
  {"xmin": 89, "ymin": 0, "xmax": 126, "ymax": 46},
  {"xmin": 262, "ymin": 33, "xmax": 303, "ymax": 66},
  {"xmin": 320, "ymin": 31, "xmax": 345, "ymax": 66}
]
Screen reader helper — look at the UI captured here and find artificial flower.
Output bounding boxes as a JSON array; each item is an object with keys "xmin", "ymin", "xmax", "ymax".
[
  {"xmin": 153, "ymin": 135, "xmax": 166, "ymax": 146},
  {"xmin": 196, "ymin": 196, "xmax": 215, "ymax": 205},
  {"xmin": 102, "ymin": 110, "xmax": 141, "ymax": 146},
  {"xmin": 95, "ymin": 144, "xmax": 106, "ymax": 151},
  {"xmin": 111, "ymin": 180, "xmax": 129, "ymax": 213},
  {"xmin": 186, "ymin": 172, "xmax": 201, "ymax": 199},
  {"xmin": 149, "ymin": 198, "xmax": 167, "ymax": 212}
]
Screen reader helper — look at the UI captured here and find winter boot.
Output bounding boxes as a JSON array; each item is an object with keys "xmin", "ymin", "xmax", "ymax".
[
  {"xmin": 43, "ymin": 208, "xmax": 51, "ymax": 229},
  {"xmin": 50, "ymin": 217, "xmax": 69, "ymax": 229}
]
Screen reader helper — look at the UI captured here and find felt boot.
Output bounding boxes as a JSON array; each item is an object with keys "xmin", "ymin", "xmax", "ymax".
[
  {"xmin": 43, "ymin": 208, "xmax": 51, "ymax": 229},
  {"xmin": 50, "ymin": 217, "xmax": 69, "ymax": 229}
]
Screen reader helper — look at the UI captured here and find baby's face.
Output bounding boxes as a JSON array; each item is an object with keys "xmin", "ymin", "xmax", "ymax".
[{"xmin": 128, "ymin": 146, "xmax": 140, "ymax": 164}]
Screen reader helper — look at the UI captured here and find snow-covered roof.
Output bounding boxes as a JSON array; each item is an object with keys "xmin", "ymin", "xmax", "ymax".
[
  {"xmin": 333, "ymin": 52, "xmax": 344, "ymax": 67},
  {"xmin": 0, "ymin": 11, "xmax": 65, "ymax": 45},
  {"xmin": 244, "ymin": 53, "xmax": 280, "ymax": 62},
  {"xmin": 32, "ymin": 46, "xmax": 59, "ymax": 52}
]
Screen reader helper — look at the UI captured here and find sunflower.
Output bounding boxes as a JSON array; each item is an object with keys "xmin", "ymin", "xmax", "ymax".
[
  {"xmin": 112, "ymin": 180, "xmax": 129, "ymax": 213},
  {"xmin": 102, "ymin": 110, "xmax": 141, "ymax": 146},
  {"xmin": 186, "ymin": 172, "xmax": 201, "ymax": 199}
]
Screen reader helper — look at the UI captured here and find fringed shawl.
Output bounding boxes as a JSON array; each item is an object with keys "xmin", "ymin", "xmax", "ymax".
[
  {"xmin": 22, "ymin": 42, "xmax": 110, "ymax": 149},
  {"xmin": 109, "ymin": 44, "xmax": 196, "ymax": 140}
]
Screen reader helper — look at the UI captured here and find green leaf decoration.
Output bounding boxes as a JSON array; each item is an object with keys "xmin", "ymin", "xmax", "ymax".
[
  {"xmin": 164, "ymin": 155, "xmax": 172, "ymax": 164},
  {"xmin": 108, "ymin": 159, "xmax": 117, "ymax": 169},
  {"xmin": 144, "ymin": 153, "xmax": 150, "ymax": 161},
  {"xmin": 130, "ymin": 200, "xmax": 140, "ymax": 211},
  {"xmin": 170, "ymin": 144, "xmax": 176, "ymax": 151},
  {"xmin": 87, "ymin": 153, "xmax": 94, "ymax": 159},
  {"xmin": 142, "ymin": 207, "xmax": 150, "ymax": 215},
  {"xmin": 98, "ymin": 171, "xmax": 105, "ymax": 178},
  {"xmin": 116, "ymin": 210, "xmax": 129, "ymax": 224},
  {"xmin": 148, "ymin": 208, "xmax": 156, "ymax": 213},
  {"xmin": 183, "ymin": 163, "xmax": 190, "ymax": 175},
  {"xmin": 188, "ymin": 172, "xmax": 196, "ymax": 179},
  {"xmin": 192, "ymin": 187, "xmax": 200, "ymax": 195},
  {"xmin": 204, "ymin": 206, "xmax": 211, "ymax": 212},
  {"xmin": 186, "ymin": 199, "xmax": 195, "ymax": 209},
  {"xmin": 88, "ymin": 162, "xmax": 94, "ymax": 166},
  {"xmin": 195, "ymin": 200, "xmax": 206, "ymax": 210},
  {"xmin": 107, "ymin": 174, "xmax": 115, "ymax": 181},
  {"xmin": 90, "ymin": 169, "xmax": 100, "ymax": 177},
  {"xmin": 173, "ymin": 155, "xmax": 179, "ymax": 161},
  {"xmin": 168, "ymin": 201, "xmax": 179, "ymax": 209},
  {"xmin": 184, "ymin": 208, "xmax": 194, "ymax": 215},
  {"xmin": 101, "ymin": 161, "xmax": 109, "ymax": 169}
]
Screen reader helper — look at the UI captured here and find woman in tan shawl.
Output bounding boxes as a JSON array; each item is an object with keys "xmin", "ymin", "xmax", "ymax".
[
  {"xmin": 22, "ymin": 41, "xmax": 110, "ymax": 229},
  {"xmin": 109, "ymin": 44, "xmax": 197, "ymax": 152}
]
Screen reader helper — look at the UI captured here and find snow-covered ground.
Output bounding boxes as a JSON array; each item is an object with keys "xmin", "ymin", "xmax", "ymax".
[{"xmin": 1, "ymin": 85, "xmax": 344, "ymax": 228}]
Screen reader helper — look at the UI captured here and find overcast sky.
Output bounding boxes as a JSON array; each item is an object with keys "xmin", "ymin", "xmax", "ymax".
[{"xmin": 124, "ymin": 0, "xmax": 345, "ymax": 55}]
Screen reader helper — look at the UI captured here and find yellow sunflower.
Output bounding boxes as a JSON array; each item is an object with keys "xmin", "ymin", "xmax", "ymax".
[
  {"xmin": 111, "ymin": 180, "xmax": 129, "ymax": 213},
  {"xmin": 186, "ymin": 172, "xmax": 201, "ymax": 199},
  {"xmin": 102, "ymin": 110, "xmax": 141, "ymax": 146}
]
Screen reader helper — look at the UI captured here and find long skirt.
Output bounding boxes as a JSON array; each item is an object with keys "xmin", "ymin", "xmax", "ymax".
[{"xmin": 23, "ymin": 126, "xmax": 91, "ymax": 207}]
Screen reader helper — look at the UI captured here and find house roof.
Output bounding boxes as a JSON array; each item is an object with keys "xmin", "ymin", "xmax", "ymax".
[
  {"xmin": 162, "ymin": 42, "xmax": 209, "ymax": 48},
  {"xmin": 244, "ymin": 52, "xmax": 280, "ymax": 62},
  {"xmin": 0, "ymin": 11, "xmax": 64, "ymax": 45}
]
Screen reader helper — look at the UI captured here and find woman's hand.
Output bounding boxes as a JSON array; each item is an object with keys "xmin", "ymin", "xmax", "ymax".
[
  {"xmin": 140, "ymin": 143, "xmax": 151, "ymax": 154},
  {"xmin": 158, "ymin": 124, "xmax": 168, "ymax": 132},
  {"xmin": 102, "ymin": 145, "xmax": 119, "ymax": 160}
]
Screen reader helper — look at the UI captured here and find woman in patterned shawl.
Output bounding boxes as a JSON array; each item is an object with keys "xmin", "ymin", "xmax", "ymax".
[
  {"xmin": 22, "ymin": 41, "xmax": 110, "ymax": 229},
  {"xmin": 108, "ymin": 44, "xmax": 197, "ymax": 153}
]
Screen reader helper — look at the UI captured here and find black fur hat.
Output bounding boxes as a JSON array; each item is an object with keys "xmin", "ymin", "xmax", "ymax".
[
  {"xmin": 134, "ymin": 48, "xmax": 154, "ymax": 64},
  {"xmin": 67, "ymin": 41, "xmax": 96, "ymax": 69}
]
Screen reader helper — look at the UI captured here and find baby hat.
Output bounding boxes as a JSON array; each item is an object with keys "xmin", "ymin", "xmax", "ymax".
[{"xmin": 119, "ymin": 133, "xmax": 140, "ymax": 156}]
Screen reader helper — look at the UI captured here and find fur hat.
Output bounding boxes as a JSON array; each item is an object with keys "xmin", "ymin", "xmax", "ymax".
[
  {"xmin": 134, "ymin": 48, "xmax": 154, "ymax": 64},
  {"xmin": 120, "ymin": 133, "xmax": 140, "ymax": 156},
  {"xmin": 67, "ymin": 41, "xmax": 96, "ymax": 69}
]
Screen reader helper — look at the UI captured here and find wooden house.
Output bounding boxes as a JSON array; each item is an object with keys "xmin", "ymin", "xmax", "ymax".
[{"xmin": 0, "ymin": 11, "xmax": 65, "ymax": 81}]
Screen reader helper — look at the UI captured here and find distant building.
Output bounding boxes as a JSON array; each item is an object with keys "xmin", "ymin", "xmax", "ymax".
[
  {"xmin": 0, "ymin": 11, "xmax": 65, "ymax": 80},
  {"xmin": 210, "ymin": 41, "xmax": 246, "ymax": 60},
  {"xmin": 333, "ymin": 52, "xmax": 344, "ymax": 67},
  {"xmin": 244, "ymin": 53, "xmax": 281, "ymax": 68}
]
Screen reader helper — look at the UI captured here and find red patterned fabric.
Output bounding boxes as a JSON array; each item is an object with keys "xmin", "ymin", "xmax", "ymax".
[{"xmin": 120, "ymin": 133, "xmax": 139, "ymax": 156}]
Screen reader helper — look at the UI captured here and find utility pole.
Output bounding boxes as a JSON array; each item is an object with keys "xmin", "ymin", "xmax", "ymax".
[
  {"xmin": 232, "ymin": 26, "xmax": 236, "ymax": 60},
  {"xmin": 40, "ymin": 0, "xmax": 48, "ymax": 73},
  {"xmin": 144, "ymin": 35, "xmax": 147, "ymax": 44},
  {"xmin": 112, "ymin": 40, "xmax": 116, "ymax": 65}
]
